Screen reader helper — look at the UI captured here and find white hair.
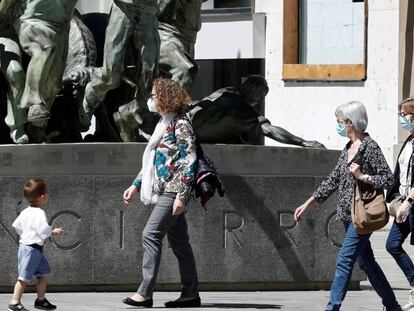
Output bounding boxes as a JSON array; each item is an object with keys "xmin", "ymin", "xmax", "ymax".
[{"xmin": 335, "ymin": 101, "xmax": 368, "ymax": 133}]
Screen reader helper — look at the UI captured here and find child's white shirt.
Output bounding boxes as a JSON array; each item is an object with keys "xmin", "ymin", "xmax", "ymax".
[{"xmin": 12, "ymin": 206, "xmax": 52, "ymax": 246}]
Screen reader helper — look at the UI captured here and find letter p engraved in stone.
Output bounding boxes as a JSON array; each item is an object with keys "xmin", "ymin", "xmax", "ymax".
[
  {"xmin": 223, "ymin": 211, "xmax": 244, "ymax": 248},
  {"xmin": 49, "ymin": 211, "xmax": 82, "ymax": 251},
  {"xmin": 278, "ymin": 211, "xmax": 298, "ymax": 247}
]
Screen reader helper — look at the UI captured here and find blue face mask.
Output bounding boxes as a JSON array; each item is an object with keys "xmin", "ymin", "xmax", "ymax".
[
  {"xmin": 336, "ymin": 123, "xmax": 347, "ymax": 137},
  {"xmin": 399, "ymin": 116, "xmax": 414, "ymax": 132}
]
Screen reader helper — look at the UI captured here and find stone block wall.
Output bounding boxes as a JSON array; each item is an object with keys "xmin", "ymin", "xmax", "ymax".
[{"xmin": 0, "ymin": 144, "xmax": 364, "ymax": 291}]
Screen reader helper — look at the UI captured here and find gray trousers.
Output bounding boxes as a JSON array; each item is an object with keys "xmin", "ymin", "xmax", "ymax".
[{"xmin": 137, "ymin": 193, "xmax": 199, "ymax": 297}]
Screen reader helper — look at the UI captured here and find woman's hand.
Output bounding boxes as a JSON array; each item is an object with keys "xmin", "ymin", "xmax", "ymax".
[
  {"xmin": 294, "ymin": 203, "xmax": 309, "ymax": 223},
  {"xmin": 123, "ymin": 185, "xmax": 139, "ymax": 204},
  {"xmin": 172, "ymin": 198, "xmax": 186, "ymax": 215},
  {"xmin": 349, "ymin": 163, "xmax": 363, "ymax": 179},
  {"xmin": 396, "ymin": 200, "xmax": 411, "ymax": 223},
  {"xmin": 294, "ymin": 197, "xmax": 317, "ymax": 223}
]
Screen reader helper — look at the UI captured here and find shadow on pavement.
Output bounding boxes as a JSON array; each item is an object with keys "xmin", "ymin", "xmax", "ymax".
[{"xmin": 202, "ymin": 303, "xmax": 282, "ymax": 309}]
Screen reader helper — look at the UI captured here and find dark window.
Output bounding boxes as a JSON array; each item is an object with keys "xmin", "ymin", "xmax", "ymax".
[
  {"xmin": 215, "ymin": 0, "xmax": 251, "ymax": 9},
  {"xmin": 202, "ymin": 0, "xmax": 251, "ymax": 10}
]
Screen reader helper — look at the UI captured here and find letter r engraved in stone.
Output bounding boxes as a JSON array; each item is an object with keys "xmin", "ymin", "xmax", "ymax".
[
  {"xmin": 49, "ymin": 211, "xmax": 82, "ymax": 251},
  {"xmin": 223, "ymin": 211, "xmax": 244, "ymax": 248}
]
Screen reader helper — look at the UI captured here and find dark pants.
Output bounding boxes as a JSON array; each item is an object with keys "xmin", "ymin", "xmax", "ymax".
[
  {"xmin": 386, "ymin": 216, "xmax": 414, "ymax": 286},
  {"xmin": 137, "ymin": 193, "xmax": 199, "ymax": 297}
]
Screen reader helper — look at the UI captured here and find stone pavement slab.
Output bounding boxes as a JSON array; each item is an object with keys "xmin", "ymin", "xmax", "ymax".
[{"xmin": 0, "ymin": 290, "xmax": 411, "ymax": 311}]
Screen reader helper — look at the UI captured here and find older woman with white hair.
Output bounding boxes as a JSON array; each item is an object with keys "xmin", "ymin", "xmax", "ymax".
[{"xmin": 294, "ymin": 101, "xmax": 401, "ymax": 311}]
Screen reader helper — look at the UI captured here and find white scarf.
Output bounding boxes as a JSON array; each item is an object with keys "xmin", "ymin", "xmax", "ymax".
[{"xmin": 140, "ymin": 113, "xmax": 176, "ymax": 205}]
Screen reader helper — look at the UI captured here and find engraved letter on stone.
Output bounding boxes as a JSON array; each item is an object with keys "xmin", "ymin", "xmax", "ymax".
[
  {"xmin": 49, "ymin": 211, "xmax": 82, "ymax": 250},
  {"xmin": 223, "ymin": 211, "xmax": 244, "ymax": 248}
]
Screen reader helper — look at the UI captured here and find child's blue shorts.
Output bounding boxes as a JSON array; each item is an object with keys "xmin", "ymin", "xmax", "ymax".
[{"xmin": 17, "ymin": 244, "xmax": 50, "ymax": 282}]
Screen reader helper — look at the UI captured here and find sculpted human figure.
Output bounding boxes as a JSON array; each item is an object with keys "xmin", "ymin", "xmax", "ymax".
[
  {"xmin": 18, "ymin": 0, "xmax": 78, "ymax": 142},
  {"xmin": 188, "ymin": 75, "xmax": 326, "ymax": 147},
  {"xmin": 43, "ymin": 11, "xmax": 98, "ymax": 143},
  {"xmin": 158, "ymin": 0, "xmax": 204, "ymax": 90},
  {"xmin": 113, "ymin": 0, "xmax": 204, "ymax": 141},
  {"xmin": 0, "ymin": 0, "xmax": 28, "ymax": 143},
  {"xmin": 81, "ymin": 0, "xmax": 159, "ymax": 131}
]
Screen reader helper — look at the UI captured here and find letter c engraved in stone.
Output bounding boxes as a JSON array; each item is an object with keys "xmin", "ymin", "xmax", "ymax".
[
  {"xmin": 49, "ymin": 211, "xmax": 82, "ymax": 251},
  {"xmin": 223, "ymin": 211, "xmax": 244, "ymax": 248}
]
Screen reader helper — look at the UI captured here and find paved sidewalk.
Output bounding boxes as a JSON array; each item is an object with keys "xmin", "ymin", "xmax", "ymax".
[
  {"xmin": 1, "ymin": 222, "xmax": 413, "ymax": 311},
  {"xmin": 0, "ymin": 290, "xmax": 412, "ymax": 311}
]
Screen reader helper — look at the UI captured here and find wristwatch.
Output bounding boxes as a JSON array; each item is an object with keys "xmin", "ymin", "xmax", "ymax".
[{"xmin": 407, "ymin": 197, "xmax": 414, "ymax": 206}]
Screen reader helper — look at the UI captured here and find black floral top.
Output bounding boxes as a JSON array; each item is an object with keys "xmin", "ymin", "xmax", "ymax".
[{"xmin": 312, "ymin": 134, "xmax": 394, "ymax": 221}]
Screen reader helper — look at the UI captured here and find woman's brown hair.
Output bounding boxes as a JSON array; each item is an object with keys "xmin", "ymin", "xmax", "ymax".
[
  {"xmin": 399, "ymin": 97, "xmax": 414, "ymax": 111},
  {"xmin": 152, "ymin": 78, "xmax": 190, "ymax": 115}
]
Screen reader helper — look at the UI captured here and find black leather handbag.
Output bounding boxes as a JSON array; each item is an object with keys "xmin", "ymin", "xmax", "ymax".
[{"xmin": 193, "ymin": 143, "xmax": 225, "ymax": 207}]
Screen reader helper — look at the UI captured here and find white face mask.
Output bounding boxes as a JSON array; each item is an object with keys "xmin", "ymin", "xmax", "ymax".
[{"xmin": 147, "ymin": 98, "xmax": 158, "ymax": 113}]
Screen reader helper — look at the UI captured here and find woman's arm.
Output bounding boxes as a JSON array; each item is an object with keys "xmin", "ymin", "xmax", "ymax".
[
  {"xmin": 294, "ymin": 151, "xmax": 344, "ymax": 223},
  {"xmin": 311, "ymin": 150, "xmax": 345, "ymax": 203},
  {"xmin": 174, "ymin": 118, "xmax": 197, "ymax": 203},
  {"xmin": 124, "ymin": 170, "xmax": 142, "ymax": 204},
  {"xmin": 365, "ymin": 143, "xmax": 394, "ymax": 190},
  {"xmin": 132, "ymin": 170, "xmax": 143, "ymax": 189},
  {"xmin": 294, "ymin": 196, "xmax": 317, "ymax": 222},
  {"xmin": 396, "ymin": 186, "xmax": 414, "ymax": 223}
]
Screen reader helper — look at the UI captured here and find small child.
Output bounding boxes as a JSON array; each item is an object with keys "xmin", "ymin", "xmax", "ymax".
[{"xmin": 8, "ymin": 179, "xmax": 63, "ymax": 311}]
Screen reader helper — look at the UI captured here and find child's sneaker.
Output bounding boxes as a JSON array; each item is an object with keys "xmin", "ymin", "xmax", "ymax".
[
  {"xmin": 34, "ymin": 298, "xmax": 56, "ymax": 310},
  {"xmin": 8, "ymin": 302, "xmax": 29, "ymax": 311}
]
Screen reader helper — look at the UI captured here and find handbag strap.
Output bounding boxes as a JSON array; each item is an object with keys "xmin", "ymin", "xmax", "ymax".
[{"xmin": 354, "ymin": 178, "xmax": 362, "ymax": 201}]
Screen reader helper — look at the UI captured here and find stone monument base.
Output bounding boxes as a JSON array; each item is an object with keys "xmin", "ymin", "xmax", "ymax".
[{"xmin": 0, "ymin": 143, "xmax": 364, "ymax": 291}]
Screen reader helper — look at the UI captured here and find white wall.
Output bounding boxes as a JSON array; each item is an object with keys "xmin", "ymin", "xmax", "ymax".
[
  {"xmin": 256, "ymin": 0, "xmax": 400, "ymax": 165},
  {"xmin": 195, "ymin": 14, "xmax": 265, "ymax": 59},
  {"xmin": 76, "ymin": 0, "xmax": 111, "ymax": 14}
]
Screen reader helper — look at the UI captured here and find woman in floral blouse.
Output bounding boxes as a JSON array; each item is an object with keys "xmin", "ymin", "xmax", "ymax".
[
  {"xmin": 122, "ymin": 78, "xmax": 200, "ymax": 308},
  {"xmin": 294, "ymin": 101, "xmax": 401, "ymax": 311}
]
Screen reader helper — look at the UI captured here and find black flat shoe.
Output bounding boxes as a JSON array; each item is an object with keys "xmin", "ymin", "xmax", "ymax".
[
  {"xmin": 122, "ymin": 297, "xmax": 153, "ymax": 308},
  {"xmin": 164, "ymin": 297, "xmax": 201, "ymax": 308}
]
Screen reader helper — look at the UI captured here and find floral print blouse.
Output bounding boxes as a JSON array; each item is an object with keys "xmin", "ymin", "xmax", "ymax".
[
  {"xmin": 312, "ymin": 134, "xmax": 394, "ymax": 221},
  {"xmin": 132, "ymin": 115, "xmax": 197, "ymax": 203}
]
